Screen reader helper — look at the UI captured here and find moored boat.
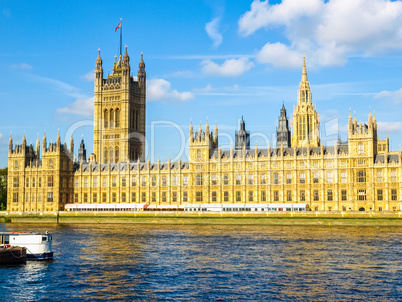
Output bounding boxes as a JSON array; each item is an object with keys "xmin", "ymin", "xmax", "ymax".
[
  {"xmin": 0, "ymin": 246, "xmax": 26, "ymax": 265},
  {"xmin": 0, "ymin": 232, "xmax": 53, "ymax": 260}
]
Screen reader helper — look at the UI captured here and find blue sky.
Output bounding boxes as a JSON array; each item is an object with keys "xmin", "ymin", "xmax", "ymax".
[{"xmin": 2, "ymin": 0, "xmax": 402, "ymax": 167}]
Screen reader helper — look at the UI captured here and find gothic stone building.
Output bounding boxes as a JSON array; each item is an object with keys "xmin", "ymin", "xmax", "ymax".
[{"xmin": 7, "ymin": 52, "xmax": 402, "ymax": 213}]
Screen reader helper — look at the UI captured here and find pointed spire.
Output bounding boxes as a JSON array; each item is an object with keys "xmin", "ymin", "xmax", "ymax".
[
  {"xmin": 70, "ymin": 134, "xmax": 74, "ymax": 153},
  {"xmin": 205, "ymin": 119, "xmax": 209, "ymax": 134},
  {"xmin": 9, "ymin": 133, "xmax": 13, "ymax": 152},
  {"xmin": 349, "ymin": 108, "xmax": 352, "ymax": 121},
  {"xmin": 139, "ymin": 52, "xmax": 145, "ymax": 70},
  {"xmin": 199, "ymin": 122, "xmax": 202, "ymax": 134},
  {"xmin": 113, "ymin": 55, "xmax": 117, "ymax": 73},
  {"xmin": 302, "ymin": 54, "xmax": 308, "ymax": 82},
  {"xmin": 96, "ymin": 48, "xmax": 102, "ymax": 67},
  {"xmin": 368, "ymin": 108, "xmax": 372, "ymax": 121},
  {"xmin": 123, "ymin": 45, "xmax": 129, "ymax": 61},
  {"xmin": 189, "ymin": 120, "xmax": 193, "ymax": 137},
  {"xmin": 57, "ymin": 129, "xmax": 61, "ymax": 145}
]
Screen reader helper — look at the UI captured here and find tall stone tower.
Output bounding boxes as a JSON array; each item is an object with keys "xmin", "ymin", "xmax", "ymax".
[
  {"xmin": 291, "ymin": 56, "xmax": 320, "ymax": 148},
  {"xmin": 235, "ymin": 117, "xmax": 250, "ymax": 150},
  {"xmin": 93, "ymin": 46, "xmax": 146, "ymax": 164},
  {"xmin": 276, "ymin": 104, "xmax": 291, "ymax": 148}
]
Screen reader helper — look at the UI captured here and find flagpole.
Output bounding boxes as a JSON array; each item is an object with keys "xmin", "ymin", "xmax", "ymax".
[{"xmin": 120, "ymin": 18, "xmax": 122, "ymax": 57}]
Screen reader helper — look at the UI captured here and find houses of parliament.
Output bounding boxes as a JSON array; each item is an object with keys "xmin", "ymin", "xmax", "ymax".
[{"xmin": 6, "ymin": 45, "xmax": 402, "ymax": 213}]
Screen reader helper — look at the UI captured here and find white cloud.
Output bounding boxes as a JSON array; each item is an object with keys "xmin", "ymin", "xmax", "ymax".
[
  {"xmin": 205, "ymin": 17, "xmax": 223, "ymax": 48},
  {"xmin": 256, "ymin": 42, "xmax": 302, "ymax": 68},
  {"xmin": 56, "ymin": 97, "xmax": 94, "ymax": 116},
  {"xmin": 201, "ymin": 58, "xmax": 254, "ymax": 77},
  {"xmin": 80, "ymin": 71, "xmax": 94, "ymax": 82},
  {"xmin": 172, "ymin": 70, "xmax": 194, "ymax": 78},
  {"xmin": 239, "ymin": 0, "xmax": 402, "ymax": 68},
  {"xmin": 374, "ymin": 88, "xmax": 402, "ymax": 103},
  {"xmin": 378, "ymin": 122, "xmax": 402, "ymax": 132},
  {"xmin": 0, "ymin": 132, "xmax": 3, "ymax": 140},
  {"xmin": 11, "ymin": 63, "xmax": 32, "ymax": 70},
  {"xmin": 29, "ymin": 74, "xmax": 87, "ymax": 99},
  {"xmin": 147, "ymin": 79, "xmax": 194, "ymax": 101}
]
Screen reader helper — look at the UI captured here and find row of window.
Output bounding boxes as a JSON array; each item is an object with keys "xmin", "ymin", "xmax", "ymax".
[{"xmin": 103, "ymin": 108, "xmax": 120, "ymax": 128}]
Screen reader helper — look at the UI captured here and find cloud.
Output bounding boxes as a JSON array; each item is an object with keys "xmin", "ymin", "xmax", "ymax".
[
  {"xmin": 201, "ymin": 58, "xmax": 254, "ymax": 77},
  {"xmin": 239, "ymin": 0, "xmax": 402, "ymax": 68},
  {"xmin": 29, "ymin": 74, "xmax": 88, "ymax": 99},
  {"xmin": 205, "ymin": 17, "xmax": 223, "ymax": 48},
  {"xmin": 172, "ymin": 70, "xmax": 194, "ymax": 78},
  {"xmin": 374, "ymin": 88, "xmax": 402, "ymax": 103},
  {"xmin": 256, "ymin": 42, "xmax": 302, "ymax": 68},
  {"xmin": 56, "ymin": 97, "xmax": 94, "ymax": 116},
  {"xmin": 147, "ymin": 79, "xmax": 194, "ymax": 101},
  {"xmin": 80, "ymin": 71, "xmax": 94, "ymax": 82},
  {"xmin": 378, "ymin": 122, "xmax": 402, "ymax": 133},
  {"xmin": 0, "ymin": 132, "xmax": 3, "ymax": 140},
  {"xmin": 11, "ymin": 63, "xmax": 32, "ymax": 70}
]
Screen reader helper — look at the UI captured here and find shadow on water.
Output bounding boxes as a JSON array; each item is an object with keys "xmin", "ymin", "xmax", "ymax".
[{"xmin": 0, "ymin": 224, "xmax": 401, "ymax": 301}]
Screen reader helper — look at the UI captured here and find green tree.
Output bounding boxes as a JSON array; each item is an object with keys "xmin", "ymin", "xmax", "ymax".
[{"xmin": 0, "ymin": 168, "xmax": 8, "ymax": 210}]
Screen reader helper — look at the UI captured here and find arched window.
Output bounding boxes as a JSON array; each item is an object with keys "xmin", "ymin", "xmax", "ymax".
[
  {"xmin": 115, "ymin": 147, "xmax": 119, "ymax": 163},
  {"xmin": 197, "ymin": 150, "xmax": 202, "ymax": 160},
  {"xmin": 110, "ymin": 109, "xmax": 114, "ymax": 128},
  {"xmin": 104, "ymin": 109, "xmax": 108, "ymax": 128},
  {"xmin": 49, "ymin": 160, "xmax": 53, "ymax": 168},
  {"xmin": 14, "ymin": 161, "xmax": 19, "ymax": 168},
  {"xmin": 109, "ymin": 148, "xmax": 114, "ymax": 163},
  {"xmin": 116, "ymin": 109, "xmax": 120, "ymax": 127},
  {"xmin": 104, "ymin": 148, "xmax": 108, "ymax": 163},
  {"xmin": 136, "ymin": 111, "xmax": 140, "ymax": 130}
]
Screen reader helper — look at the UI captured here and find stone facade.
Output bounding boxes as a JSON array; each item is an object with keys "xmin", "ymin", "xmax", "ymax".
[{"xmin": 6, "ymin": 49, "xmax": 402, "ymax": 213}]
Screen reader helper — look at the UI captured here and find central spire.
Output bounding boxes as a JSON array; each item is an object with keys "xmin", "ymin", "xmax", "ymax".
[{"xmin": 302, "ymin": 54, "xmax": 308, "ymax": 82}]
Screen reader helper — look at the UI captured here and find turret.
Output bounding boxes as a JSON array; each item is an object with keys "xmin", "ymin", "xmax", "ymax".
[
  {"xmin": 277, "ymin": 104, "xmax": 291, "ymax": 148},
  {"xmin": 138, "ymin": 53, "xmax": 146, "ymax": 88},
  {"xmin": 8, "ymin": 133, "xmax": 12, "ymax": 153},
  {"xmin": 78, "ymin": 138, "xmax": 87, "ymax": 163},
  {"xmin": 70, "ymin": 135, "xmax": 74, "ymax": 154},
  {"xmin": 189, "ymin": 120, "xmax": 193, "ymax": 138},
  {"xmin": 95, "ymin": 49, "xmax": 103, "ymax": 88},
  {"xmin": 42, "ymin": 132, "xmax": 47, "ymax": 153},
  {"xmin": 36, "ymin": 135, "xmax": 40, "ymax": 158},
  {"xmin": 235, "ymin": 117, "xmax": 250, "ymax": 150},
  {"xmin": 56, "ymin": 130, "xmax": 61, "ymax": 149},
  {"xmin": 214, "ymin": 122, "xmax": 218, "ymax": 145}
]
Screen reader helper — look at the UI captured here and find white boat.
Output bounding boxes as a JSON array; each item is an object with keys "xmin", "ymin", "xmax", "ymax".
[{"xmin": 0, "ymin": 231, "xmax": 53, "ymax": 260}]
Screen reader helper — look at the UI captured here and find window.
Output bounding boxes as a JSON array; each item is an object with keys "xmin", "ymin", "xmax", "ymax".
[
  {"xmin": 25, "ymin": 193, "xmax": 29, "ymax": 203},
  {"xmin": 13, "ymin": 193, "xmax": 18, "ymax": 203},
  {"xmin": 197, "ymin": 150, "xmax": 202, "ymax": 160},
  {"xmin": 224, "ymin": 191, "xmax": 229, "ymax": 202},
  {"xmin": 172, "ymin": 176, "xmax": 177, "ymax": 186},
  {"xmin": 223, "ymin": 174, "xmax": 229, "ymax": 185},
  {"xmin": 377, "ymin": 171, "xmax": 382, "ymax": 183},
  {"xmin": 122, "ymin": 177, "xmax": 126, "ymax": 187},
  {"xmin": 112, "ymin": 177, "xmax": 117, "ymax": 187},
  {"xmin": 327, "ymin": 172, "xmax": 333, "ymax": 184},
  {"xmin": 236, "ymin": 174, "xmax": 241, "ymax": 185},
  {"xmin": 172, "ymin": 192, "xmax": 177, "ymax": 202},
  {"xmin": 131, "ymin": 177, "xmax": 137, "ymax": 186},
  {"xmin": 75, "ymin": 178, "xmax": 79, "ymax": 188},
  {"xmin": 339, "ymin": 171, "xmax": 347, "ymax": 184},
  {"xmin": 211, "ymin": 191, "xmax": 217, "ymax": 202},
  {"xmin": 274, "ymin": 191, "xmax": 279, "ymax": 202},
  {"xmin": 341, "ymin": 190, "xmax": 347, "ymax": 201},
  {"xmin": 26, "ymin": 178, "xmax": 29, "ymax": 187},
  {"xmin": 47, "ymin": 193, "xmax": 53, "ymax": 203},
  {"xmin": 287, "ymin": 190, "xmax": 292, "ymax": 202},
  {"xmin": 48, "ymin": 176, "xmax": 53, "ymax": 187},
  {"xmin": 49, "ymin": 160, "xmax": 53, "ymax": 168},
  {"xmin": 38, "ymin": 193, "xmax": 41, "ymax": 203},
  {"xmin": 121, "ymin": 192, "xmax": 126, "ymax": 203},
  {"xmin": 84, "ymin": 178, "xmax": 88, "ymax": 188},
  {"xmin": 151, "ymin": 176, "xmax": 156, "ymax": 187},
  {"xmin": 358, "ymin": 143, "xmax": 364, "ymax": 154},
  {"xmin": 357, "ymin": 170, "xmax": 366, "ymax": 183},
  {"xmin": 300, "ymin": 190, "xmax": 305, "ymax": 202},
  {"xmin": 210, "ymin": 174, "xmax": 217, "ymax": 186},
  {"xmin": 357, "ymin": 190, "xmax": 367, "ymax": 201},
  {"xmin": 162, "ymin": 192, "xmax": 167, "ymax": 202},
  {"xmin": 273, "ymin": 173, "xmax": 279, "ymax": 185},
  {"xmin": 32, "ymin": 177, "xmax": 35, "ymax": 188},
  {"xmin": 104, "ymin": 110, "xmax": 108, "ymax": 128},
  {"xmin": 112, "ymin": 193, "xmax": 116, "ymax": 203},
  {"xmin": 183, "ymin": 192, "xmax": 188, "ymax": 202},
  {"xmin": 183, "ymin": 176, "xmax": 189, "ymax": 186},
  {"xmin": 313, "ymin": 172, "xmax": 319, "ymax": 184},
  {"xmin": 142, "ymin": 177, "xmax": 147, "ymax": 186},
  {"xmin": 102, "ymin": 193, "xmax": 107, "ymax": 203},
  {"xmin": 261, "ymin": 191, "xmax": 266, "ymax": 202},
  {"xmin": 162, "ymin": 176, "xmax": 167, "ymax": 187},
  {"xmin": 287, "ymin": 173, "xmax": 292, "ymax": 184},
  {"xmin": 377, "ymin": 189, "xmax": 383, "ymax": 201},
  {"xmin": 248, "ymin": 191, "xmax": 253, "ymax": 202},
  {"xmin": 391, "ymin": 170, "xmax": 397, "ymax": 182},
  {"xmin": 14, "ymin": 161, "xmax": 18, "ymax": 168},
  {"xmin": 131, "ymin": 192, "xmax": 136, "ymax": 203},
  {"xmin": 93, "ymin": 177, "xmax": 98, "ymax": 188},
  {"xmin": 195, "ymin": 192, "xmax": 203, "ymax": 202},
  {"xmin": 13, "ymin": 177, "xmax": 19, "ymax": 188},
  {"xmin": 74, "ymin": 193, "xmax": 79, "ymax": 203},
  {"xmin": 115, "ymin": 109, "xmax": 120, "ymax": 127},
  {"xmin": 196, "ymin": 174, "xmax": 203, "ymax": 186},
  {"xmin": 248, "ymin": 174, "xmax": 254, "ymax": 185},
  {"xmin": 300, "ymin": 173, "xmax": 305, "ymax": 184},
  {"xmin": 93, "ymin": 193, "xmax": 97, "ymax": 203},
  {"xmin": 103, "ymin": 177, "xmax": 107, "ymax": 187},
  {"xmin": 391, "ymin": 189, "xmax": 397, "ymax": 201},
  {"xmin": 83, "ymin": 193, "xmax": 88, "ymax": 203},
  {"xmin": 314, "ymin": 190, "xmax": 319, "ymax": 201},
  {"xmin": 236, "ymin": 191, "xmax": 241, "ymax": 202},
  {"xmin": 261, "ymin": 174, "xmax": 266, "ymax": 185},
  {"xmin": 327, "ymin": 190, "xmax": 333, "ymax": 201},
  {"xmin": 32, "ymin": 193, "xmax": 35, "ymax": 203}
]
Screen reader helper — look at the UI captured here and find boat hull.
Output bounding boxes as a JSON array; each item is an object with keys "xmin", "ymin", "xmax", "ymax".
[
  {"xmin": 26, "ymin": 252, "xmax": 53, "ymax": 261},
  {"xmin": 0, "ymin": 247, "xmax": 27, "ymax": 265}
]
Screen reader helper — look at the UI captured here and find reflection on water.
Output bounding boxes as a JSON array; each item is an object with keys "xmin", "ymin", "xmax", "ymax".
[{"xmin": 0, "ymin": 224, "xmax": 401, "ymax": 301}]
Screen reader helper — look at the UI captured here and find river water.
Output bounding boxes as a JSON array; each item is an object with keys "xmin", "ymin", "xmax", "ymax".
[{"xmin": 0, "ymin": 224, "xmax": 401, "ymax": 301}]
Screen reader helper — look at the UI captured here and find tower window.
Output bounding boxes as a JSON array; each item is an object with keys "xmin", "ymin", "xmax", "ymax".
[
  {"xmin": 104, "ymin": 110, "xmax": 108, "ymax": 128},
  {"xmin": 110, "ymin": 109, "xmax": 114, "ymax": 128},
  {"xmin": 116, "ymin": 109, "xmax": 120, "ymax": 127}
]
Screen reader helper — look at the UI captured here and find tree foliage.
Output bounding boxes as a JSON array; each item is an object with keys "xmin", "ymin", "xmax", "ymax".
[{"xmin": 0, "ymin": 168, "xmax": 8, "ymax": 210}]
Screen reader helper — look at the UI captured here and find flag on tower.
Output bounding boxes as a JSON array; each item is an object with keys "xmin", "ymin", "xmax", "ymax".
[{"xmin": 115, "ymin": 21, "xmax": 122, "ymax": 32}]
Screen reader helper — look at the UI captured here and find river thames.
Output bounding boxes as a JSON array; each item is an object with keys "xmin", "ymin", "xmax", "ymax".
[{"xmin": 0, "ymin": 224, "xmax": 401, "ymax": 301}]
